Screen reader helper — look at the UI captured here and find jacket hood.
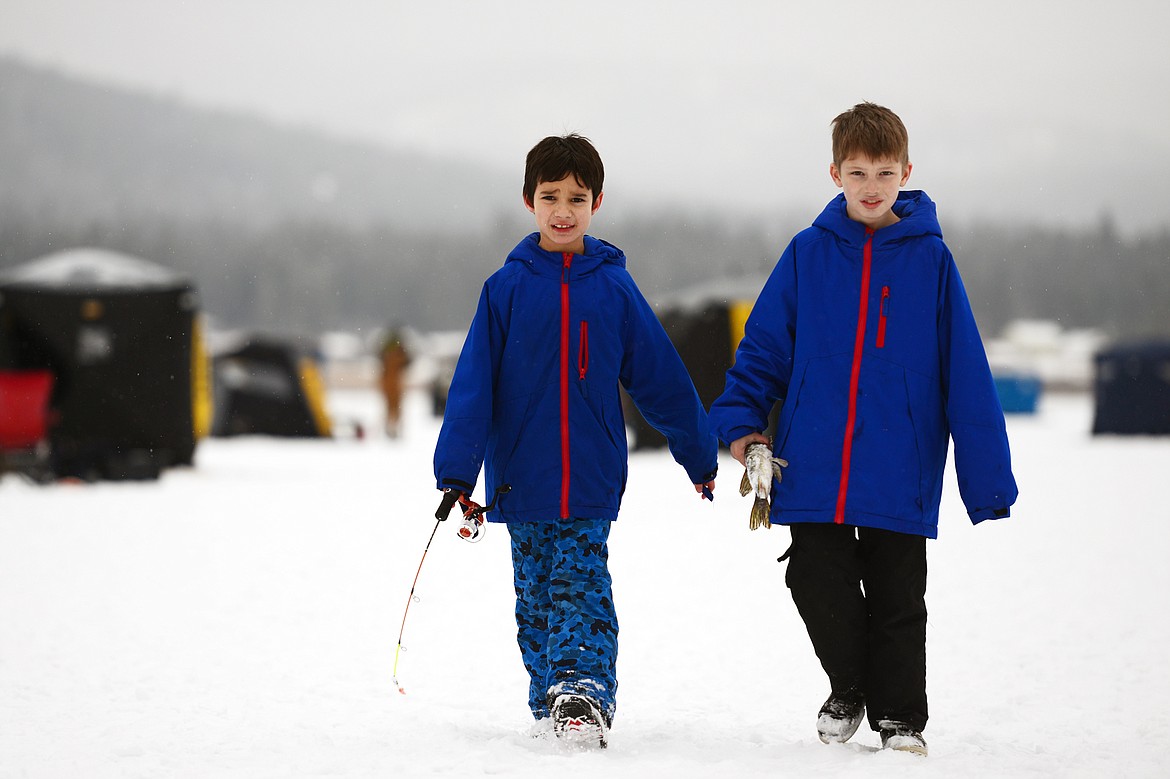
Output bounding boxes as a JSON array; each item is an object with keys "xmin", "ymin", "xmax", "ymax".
[
  {"xmin": 505, "ymin": 233, "xmax": 627, "ymax": 279},
  {"xmin": 812, "ymin": 190, "xmax": 943, "ymax": 248}
]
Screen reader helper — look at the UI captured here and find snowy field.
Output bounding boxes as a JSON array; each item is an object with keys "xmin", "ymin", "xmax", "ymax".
[{"xmin": 2, "ymin": 388, "xmax": 1169, "ymax": 778}]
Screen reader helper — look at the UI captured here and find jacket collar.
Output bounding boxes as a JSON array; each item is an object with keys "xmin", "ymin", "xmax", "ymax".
[
  {"xmin": 813, "ymin": 190, "xmax": 943, "ymax": 249},
  {"xmin": 505, "ymin": 233, "xmax": 627, "ymax": 279}
]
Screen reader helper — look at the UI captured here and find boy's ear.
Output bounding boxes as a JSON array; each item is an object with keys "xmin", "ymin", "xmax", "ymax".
[
  {"xmin": 591, "ymin": 192, "xmax": 604, "ymax": 214},
  {"xmin": 523, "ymin": 194, "xmax": 535, "ymax": 213},
  {"xmin": 829, "ymin": 163, "xmax": 843, "ymax": 188},
  {"xmin": 900, "ymin": 162, "xmax": 913, "ymax": 186}
]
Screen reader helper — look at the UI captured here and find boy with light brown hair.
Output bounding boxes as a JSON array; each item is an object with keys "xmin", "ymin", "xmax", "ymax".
[{"xmin": 709, "ymin": 103, "xmax": 1017, "ymax": 755}]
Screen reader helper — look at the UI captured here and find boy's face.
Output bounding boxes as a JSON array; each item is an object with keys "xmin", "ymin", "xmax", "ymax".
[
  {"xmin": 524, "ymin": 175, "xmax": 602, "ymax": 255},
  {"xmin": 830, "ymin": 155, "xmax": 912, "ymax": 230}
]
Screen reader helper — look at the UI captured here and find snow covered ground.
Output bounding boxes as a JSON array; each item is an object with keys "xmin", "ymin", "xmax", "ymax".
[{"xmin": 2, "ymin": 389, "xmax": 1168, "ymax": 778}]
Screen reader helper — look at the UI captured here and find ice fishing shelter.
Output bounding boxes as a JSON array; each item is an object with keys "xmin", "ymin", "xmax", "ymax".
[
  {"xmin": 1092, "ymin": 341, "xmax": 1170, "ymax": 435},
  {"xmin": 624, "ymin": 298, "xmax": 754, "ymax": 449},
  {"xmin": 0, "ymin": 248, "xmax": 210, "ymax": 480},
  {"xmin": 211, "ymin": 336, "xmax": 332, "ymax": 438}
]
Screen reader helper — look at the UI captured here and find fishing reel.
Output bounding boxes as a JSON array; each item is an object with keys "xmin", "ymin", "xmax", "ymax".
[
  {"xmin": 456, "ymin": 513, "xmax": 485, "ymax": 543},
  {"xmin": 436, "ymin": 484, "xmax": 511, "ymax": 544}
]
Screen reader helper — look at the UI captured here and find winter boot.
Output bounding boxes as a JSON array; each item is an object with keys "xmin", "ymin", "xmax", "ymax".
[
  {"xmin": 878, "ymin": 720, "xmax": 928, "ymax": 756},
  {"xmin": 816, "ymin": 691, "xmax": 865, "ymax": 744},
  {"xmin": 551, "ymin": 693, "xmax": 609, "ymax": 749}
]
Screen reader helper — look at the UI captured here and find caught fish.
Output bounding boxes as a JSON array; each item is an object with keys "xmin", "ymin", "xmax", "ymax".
[{"xmin": 738, "ymin": 441, "xmax": 788, "ymax": 530}]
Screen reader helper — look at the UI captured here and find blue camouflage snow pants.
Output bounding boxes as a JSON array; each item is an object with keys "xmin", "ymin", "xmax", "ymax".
[{"xmin": 506, "ymin": 518, "xmax": 618, "ymax": 724}]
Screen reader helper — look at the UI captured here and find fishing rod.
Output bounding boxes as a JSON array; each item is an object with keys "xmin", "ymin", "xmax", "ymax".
[{"xmin": 391, "ymin": 483, "xmax": 511, "ymax": 694}]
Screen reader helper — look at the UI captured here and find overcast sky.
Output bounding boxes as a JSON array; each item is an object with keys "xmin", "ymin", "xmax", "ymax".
[{"xmin": 2, "ymin": 0, "xmax": 1168, "ymax": 236}]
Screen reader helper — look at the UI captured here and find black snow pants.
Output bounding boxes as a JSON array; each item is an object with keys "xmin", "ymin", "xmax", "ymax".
[{"xmin": 784, "ymin": 522, "xmax": 928, "ymax": 733}]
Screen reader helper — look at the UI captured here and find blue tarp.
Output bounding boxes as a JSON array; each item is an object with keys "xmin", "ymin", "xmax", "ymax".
[{"xmin": 995, "ymin": 374, "xmax": 1043, "ymax": 414}]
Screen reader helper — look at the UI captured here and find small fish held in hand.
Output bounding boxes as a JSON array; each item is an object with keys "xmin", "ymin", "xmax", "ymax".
[{"xmin": 738, "ymin": 442, "xmax": 789, "ymax": 530}]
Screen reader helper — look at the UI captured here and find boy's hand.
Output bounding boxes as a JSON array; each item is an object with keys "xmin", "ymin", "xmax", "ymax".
[
  {"xmin": 695, "ymin": 480, "xmax": 716, "ymax": 501},
  {"xmin": 730, "ymin": 432, "xmax": 770, "ymax": 467}
]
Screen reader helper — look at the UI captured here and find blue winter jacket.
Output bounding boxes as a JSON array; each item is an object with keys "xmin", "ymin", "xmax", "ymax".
[
  {"xmin": 709, "ymin": 192, "xmax": 1017, "ymax": 538},
  {"xmin": 434, "ymin": 233, "xmax": 718, "ymax": 524}
]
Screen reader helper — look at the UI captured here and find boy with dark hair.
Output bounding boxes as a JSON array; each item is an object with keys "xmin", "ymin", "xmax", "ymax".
[
  {"xmin": 709, "ymin": 103, "xmax": 1017, "ymax": 756},
  {"xmin": 433, "ymin": 133, "xmax": 718, "ymax": 749}
]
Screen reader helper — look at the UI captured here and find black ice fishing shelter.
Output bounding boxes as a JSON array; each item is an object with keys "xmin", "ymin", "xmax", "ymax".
[
  {"xmin": 0, "ymin": 248, "xmax": 209, "ymax": 479},
  {"xmin": 624, "ymin": 298, "xmax": 755, "ymax": 449},
  {"xmin": 1092, "ymin": 341, "xmax": 1170, "ymax": 435},
  {"xmin": 211, "ymin": 336, "xmax": 332, "ymax": 438}
]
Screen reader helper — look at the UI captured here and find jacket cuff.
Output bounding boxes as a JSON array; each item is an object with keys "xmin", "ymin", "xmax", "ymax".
[
  {"xmin": 688, "ymin": 465, "xmax": 718, "ymax": 484},
  {"xmin": 717, "ymin": 425, "xmax": 762, "ymax": 447},
  {"xmin": 970, "ymin": 506, "xmax": 1011, "ymax": 524}
]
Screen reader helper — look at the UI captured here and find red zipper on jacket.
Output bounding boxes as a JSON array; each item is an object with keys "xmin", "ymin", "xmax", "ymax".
[
  {"xmin": 560, "ymin": 252, "xmax": 573, "ymax": 519},
  {"xmin": 834, "ymin": 229, "xmax": 875, "ymax": 524}
]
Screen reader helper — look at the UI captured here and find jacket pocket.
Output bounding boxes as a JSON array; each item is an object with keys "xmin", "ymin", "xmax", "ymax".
[
  {"xmin": 847, "ymin": 363, "xmax": 924, "ymax": 520},
  {"xmin": 876, "ymin": 285, "xmax": 890, "ymax": 349}
]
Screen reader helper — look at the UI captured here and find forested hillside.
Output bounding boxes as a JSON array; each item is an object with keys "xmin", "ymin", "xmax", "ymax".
[{"xmin": 2, "ymin": 57, "xmax": 1166, "ymax": 339}]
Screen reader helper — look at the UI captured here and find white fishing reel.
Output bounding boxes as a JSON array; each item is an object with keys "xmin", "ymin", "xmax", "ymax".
[
  {"xmin": 437, "ymin": 484, "xmax": 510, "ymax": 544},
  {"xmin": 456, "ymin": 514, "xmax": 485, "ymax": 543}
]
